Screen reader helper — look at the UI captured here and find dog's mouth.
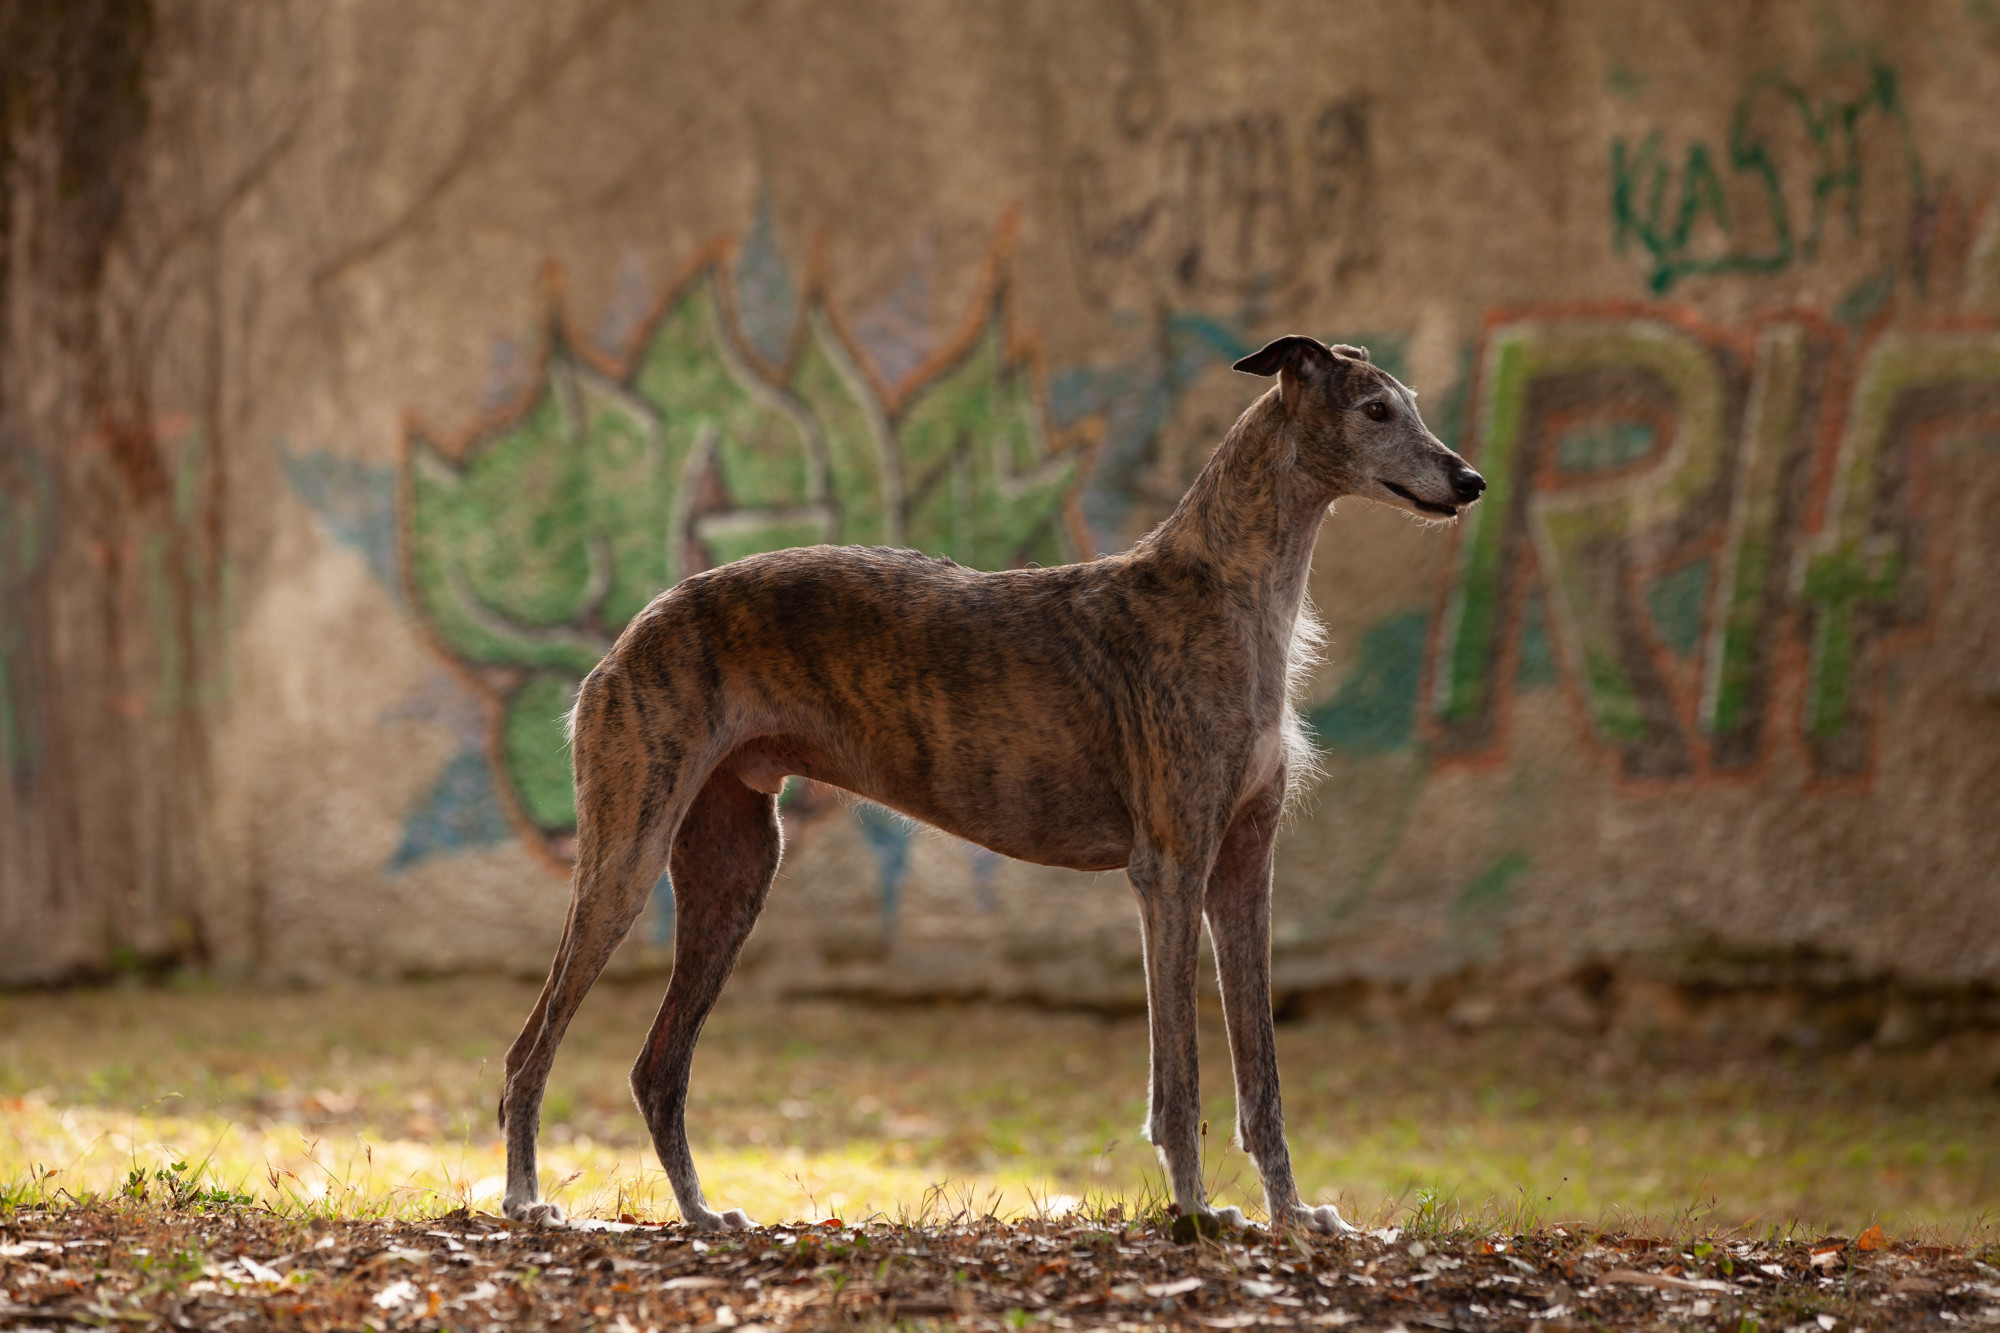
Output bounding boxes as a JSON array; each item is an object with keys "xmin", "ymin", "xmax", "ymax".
[{"xmin": 1383, "ymin": 481, "xmax": 1459, "ymax": 519}]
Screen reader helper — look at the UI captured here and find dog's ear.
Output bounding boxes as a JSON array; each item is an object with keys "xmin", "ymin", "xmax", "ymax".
[
  {"xmin": 1329, "ymin": 343, "xmax": 1370, "ymax": 363},
  {"xmin": 1232, "ymin": 335, "xmax": 1336, "ymax": 415}
]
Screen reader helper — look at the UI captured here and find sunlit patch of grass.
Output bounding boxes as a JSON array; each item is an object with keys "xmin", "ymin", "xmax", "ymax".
[
  {"xmin": 2, "ymin": 976, "xmax": 1996, "ymax": 1234},
  {"xmin": 0, "ymin": 1091, "xmax": 1141, "ymax": 1225}
]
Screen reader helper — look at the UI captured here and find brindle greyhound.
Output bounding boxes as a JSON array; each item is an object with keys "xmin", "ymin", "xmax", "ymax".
[{"xmin": 497, "ymin": 334, "xmax": 1484, "ymax": 1233}]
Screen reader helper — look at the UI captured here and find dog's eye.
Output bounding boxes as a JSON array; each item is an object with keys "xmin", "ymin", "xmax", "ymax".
[{"xmin": 1364, "ymin": 401, "xmax": 1390, "ymax": 422}]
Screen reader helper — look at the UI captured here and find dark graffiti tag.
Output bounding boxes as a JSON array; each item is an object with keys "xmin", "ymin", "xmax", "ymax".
[{"xmin": 1065, "ymin": 95, "xmax": 1377, "ymax": 311}]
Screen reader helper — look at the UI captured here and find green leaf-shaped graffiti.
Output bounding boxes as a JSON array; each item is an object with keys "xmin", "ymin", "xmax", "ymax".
[{"xmin": 407, "ymin": 268, "xmax": 1089, "ymax": 852}]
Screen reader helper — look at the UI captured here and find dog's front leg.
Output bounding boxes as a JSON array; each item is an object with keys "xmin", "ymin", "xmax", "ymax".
[
  {"xmin": 1206, "ymin": 788, "xmax": 1356, "ymax": 1237},
  {"xmin": 1129, "ymin": 848, "xmax": 1219, "ymax": 1229}
]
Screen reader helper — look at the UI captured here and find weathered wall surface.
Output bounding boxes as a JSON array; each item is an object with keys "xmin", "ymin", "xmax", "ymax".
[{"xmin": 5, "ymin": 2, "xmax": 1999, "ymax": 1027}]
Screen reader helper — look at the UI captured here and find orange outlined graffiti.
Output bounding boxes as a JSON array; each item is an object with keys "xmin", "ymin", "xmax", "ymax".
[
  {"xmin": 1428, "ymin": 305, "xmax": 2000, "ymax": 787},
  {"xmin": 398, "ymin": 222, "xmax": 1100, "ymax": 870}
]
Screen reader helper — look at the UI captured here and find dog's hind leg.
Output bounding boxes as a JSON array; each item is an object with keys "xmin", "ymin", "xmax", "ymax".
[
  {"xmin": 630, "ymin": 767, "xmax": 780, "ymax": 1232},
  {"xmin": 1129, "ymin": 845, "xmax": 1217, "ymax": 1227},
  {"xmin": 498, "ymin": 674, "xmax": 690, "ymax": 1225},
  {"xmin": 499, "ymin": 847, "xmax": 669, "ymax": 1223},
  {"xmin": 1205, "ymin": 784, "xmax": 1355, "ymax": 1236}
]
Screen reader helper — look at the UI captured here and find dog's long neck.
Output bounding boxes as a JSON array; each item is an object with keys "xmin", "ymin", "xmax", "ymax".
[{"xmin": 1139, "ymin": 391, "xmax": 1331, "ymax": 624}]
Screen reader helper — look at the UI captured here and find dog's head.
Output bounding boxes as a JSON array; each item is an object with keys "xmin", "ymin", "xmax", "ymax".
[{"xmin": 1233, "ymin": 334, "xmax": 1484, "ymax": 520}]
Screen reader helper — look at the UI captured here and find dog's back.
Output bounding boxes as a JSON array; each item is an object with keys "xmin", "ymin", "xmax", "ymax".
[{"xmin": 592, "ymin": 544, "xmax": 1149, "ymax": 870}]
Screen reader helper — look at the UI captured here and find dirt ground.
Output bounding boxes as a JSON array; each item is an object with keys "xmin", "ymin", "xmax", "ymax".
[{"xmin": 1, "ymin": 1203, "xmax": 1993, "ymax": 1332}]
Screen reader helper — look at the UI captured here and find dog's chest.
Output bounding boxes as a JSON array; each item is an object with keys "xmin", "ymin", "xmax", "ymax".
[{"xmin": 1225, "ymin": 626, "xmax": 1303, "ymax": 785}]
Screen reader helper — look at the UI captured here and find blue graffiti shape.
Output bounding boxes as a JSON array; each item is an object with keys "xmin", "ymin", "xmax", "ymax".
[
  {"xmin": 482, "ymin": 335, "xmax": 536, "ymax": 413},
  {"xmin": 1054, "ymin": 321, "xmax": 1406, "ymax": 554},
  {"xmin": 852, "ymin": 236, "xmax": 934, "ymax": 388},
  {"xmin": 970, "ymin": 845, "xmax": 1003, "ymax": 913},
  {"xmin": 1515, "ymin": 591, "xmax": 1561, "ymax": 692},
  {"xmin": 597, "ymin": 249, "xmax": 656, "ymax": 358},
  {"xmin": 736, "ymin": 185, "xmax": 799, "ymax": 366},
  {"xmin": 854, "ymin": 802, "xmax": 914, "ymax": 928},
  {"xmin": 650, "ymin": 870, "xmax": 675, "ymax": 946},
  {"xmin": 281, "ymin": 449, "xmax": 400, "ymax": 601},
  {"xmin": 1645, "ymin": 559, "xmax": 1710, "ymax": 659},
  {"xmin": 1053, "ymin": 312, "xmax": 1250, "ymax": 552},
  {"xmin": 1308, "ymin": 608, "xmax": 1429, "ymax": 754},
  {"xmin": 388, "ymin": 746, "xmax": 515, "ymax": 871}
]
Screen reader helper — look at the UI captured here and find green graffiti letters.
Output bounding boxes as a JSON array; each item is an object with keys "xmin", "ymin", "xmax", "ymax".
[
  {"xmin": 1799, "ymin": 332, "xmax": 2000, "ymax": 773},
  {"xmin": 1435, "ymin": 316, "xmax": 1751, "ymax": 776},
  {"xmin": 1611, "ymin": 61, "xmax": 1928, "ymax": 293},
  {"xmin": 406, "ymin": 252, "xmax": 1092, "ymax": 856},
  {"xmin": 1433, "ymin": 309, "xmax": 2000, "ymax": 785}
]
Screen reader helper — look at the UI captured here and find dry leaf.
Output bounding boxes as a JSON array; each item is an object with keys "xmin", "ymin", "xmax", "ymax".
[
  {"xmin": 236, "ymin": 1255, "xmax": 283, "ymax": 1284},
  {"xmin": 1855, "ymin": 1225, "xmax": 1889, "ymax": 1251},
  {"xmin": 372, "ymin": 1279, "xmax": 418, "ymax": 1310},
  {"xmin": 1599, "ymin": 1269, "xmax": 1733, "ymax": 1293}
]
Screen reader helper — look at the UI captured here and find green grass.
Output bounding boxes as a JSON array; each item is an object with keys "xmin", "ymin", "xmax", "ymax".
[{"xmin": 2, "ymin": 975, "xmax": 1995, "ymax": 1235}]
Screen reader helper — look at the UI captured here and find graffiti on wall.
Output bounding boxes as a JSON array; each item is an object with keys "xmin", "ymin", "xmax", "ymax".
[
  {"xmin": 281, "ymin": 451, "xmax": 528, "ymax": 874},
  {"xmin": 1610, "ymin": 60, "xmax": 1937, "ymax": 299},
  {"xmin": 1055, "ymin": 7, "xmax": 1389, "ymax": 548},
  {"xmin": 400, "ymin": 223, "xmax": 1098, "ymax": 879},
  {"xmin": 1428, "ymin": 307, "xmax": 2000, "ymax": 784},
  {"xmin": 1066, "ymin": 93, "xmax": 1377, "ymax": 315}
]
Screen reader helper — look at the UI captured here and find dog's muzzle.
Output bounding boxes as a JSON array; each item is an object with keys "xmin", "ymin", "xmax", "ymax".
[{"xmin": 1385, "ymin": 465, "xmax": 1484, "ymax": 518}]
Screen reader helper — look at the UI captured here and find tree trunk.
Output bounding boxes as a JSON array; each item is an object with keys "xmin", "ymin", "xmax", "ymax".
[{"xmin": 0, "ymin": 0, "xmax": 224, "ymax": 983}]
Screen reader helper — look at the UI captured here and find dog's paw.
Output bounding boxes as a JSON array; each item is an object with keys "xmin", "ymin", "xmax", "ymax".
[
  {"xmin": 685, "ymin": 1206, "xmax": 757, "ymax": 1232},
  {"xmin": 1280, "ymin": 1203, "xmax": 1357, "ymax": 1236},
  {"xmin": 1170, "ymin": 1205, "xmax": 1246, "ymax": 1243},
  {"xmin": 504, "ymin": 1199, "xmax": 566, "ymax": 1226}
]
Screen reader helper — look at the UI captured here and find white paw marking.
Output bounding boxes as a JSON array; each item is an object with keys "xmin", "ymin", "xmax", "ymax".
[
  {"xmin": 1284, "ymin": 1203, "xmax": 1357, "ymax": 1235},
  {"xmin": 506, "ymin": 1200, "xmax": 566, "ymax": 1226},
  {"xmin": 687, "ymin": 1206, "xmax": 757, "ymax": 1233},
  {"xmin": 1204, "ymin": 1205, "xmax": 1248, "ymax": 1229}
]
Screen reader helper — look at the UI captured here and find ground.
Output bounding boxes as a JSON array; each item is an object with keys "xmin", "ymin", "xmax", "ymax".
[
  {"xmin": 1, "ymin": 1202, "xmax": 1994, "ymax": 1330},
  {"xmin": 1, "ymin": 976, "xmax": 1998, "ymax": 1329}
]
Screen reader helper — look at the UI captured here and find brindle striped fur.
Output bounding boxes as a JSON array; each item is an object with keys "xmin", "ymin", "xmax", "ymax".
[{"xmin": 497, "ymin": 335, "xmax": 1485, "ymax": 1233}]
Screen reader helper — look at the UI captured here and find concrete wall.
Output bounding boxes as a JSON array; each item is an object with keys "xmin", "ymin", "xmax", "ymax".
[{"xmin": 5, "ymin": 2, "xmax": 2000, "ymax": 1028}]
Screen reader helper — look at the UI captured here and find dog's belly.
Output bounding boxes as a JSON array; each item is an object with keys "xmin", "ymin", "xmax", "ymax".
[{"xmin": 724, "ymin": 735, "xmax": 1134, "ymax": 872}]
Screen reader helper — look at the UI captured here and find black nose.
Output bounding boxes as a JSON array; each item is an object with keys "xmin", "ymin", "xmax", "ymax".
[{"xmin": 1451, "ymin": 467, "xmax": 1486, "ymax": 503}]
